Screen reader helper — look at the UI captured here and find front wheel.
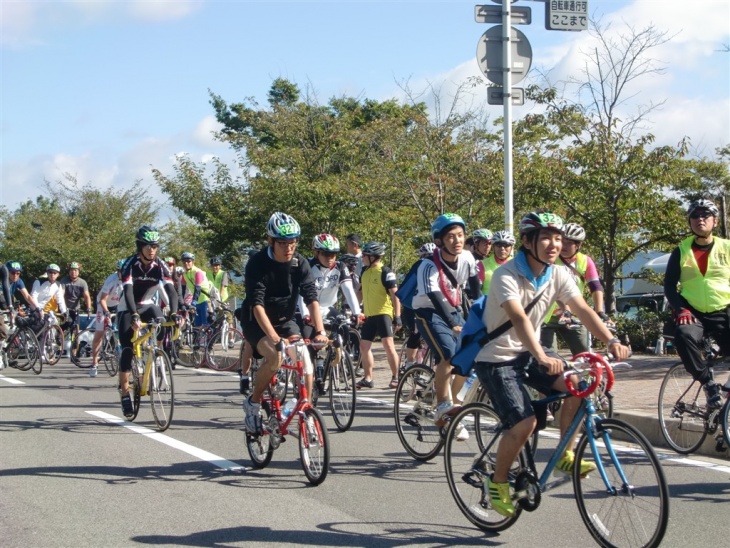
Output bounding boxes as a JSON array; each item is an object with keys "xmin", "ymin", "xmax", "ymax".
[
  {"xmin": 329, "ymin": 350, "xmax": 356, "ymax": 432},
  {"xmin": 444, "ymin": 403, "xmax": 523, "ymax": 532},
  {"xmin": 299, "ymin": 406, "xmax": 330, "ymax": 485},
  {"xmin": 722, "ymin": 399, "xmax": 730, "ymax": 449},
  {"xmin": 205, "ymin": 327, "xmax": 244, "ymax": 371},
  {"xmin": 69, "ymin": 326, "xmax": 94, "ymax": 368},
  {"xmin": 127, "ymin": 355, "xmax": 142, "ymax": 421},
  {"xmin": 658, "ymin": 362, "xmax": 707, "ymax": 454},
  {"xmin": 573, "ymin": 418, "xmax": 669, "ymax": 548},
  {"xmin": 149, "ymin": 350, "xmax": 174, "ymax": 431},
  {"xmin": 246, "ymin": 401, "xmax": 274, "ymax": 468},
  {"xmin": 101, "ymin": 328, "xmax": 119, "ymax": 376},
  {"xmin": 394, "ymin": 364, "xmax": 444, "ymax": 461},
  {"xmin": 44, "ymin": 325, "xmax": 64, "ymax": 366}
]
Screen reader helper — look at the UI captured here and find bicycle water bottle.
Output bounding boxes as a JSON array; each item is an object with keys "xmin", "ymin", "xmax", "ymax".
[
  {"xmin": 456, "ymin": 370, "xmax": 477, "ymax": 402},
  {"xmin": 282, "ymin": 398, "xmax": 297, "ymax": 419}
]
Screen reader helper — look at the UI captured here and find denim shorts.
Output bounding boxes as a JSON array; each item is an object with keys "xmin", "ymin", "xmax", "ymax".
[
  {"xmin": 414, "ymin": 308, "xmax": 464, "ymax": 363},
  {"xmin": 474, "ymin": 349, "xmax": 563, "ymax": 430}
]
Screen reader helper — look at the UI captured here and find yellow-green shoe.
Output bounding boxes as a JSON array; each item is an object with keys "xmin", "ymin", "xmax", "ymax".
[
  {"xmin": 487, "ymin": 475, "xmax": 516, "ymax": 518},
  {"xmin": 555, "ymin": 450, "xmax": 596, "ymax": 477}
]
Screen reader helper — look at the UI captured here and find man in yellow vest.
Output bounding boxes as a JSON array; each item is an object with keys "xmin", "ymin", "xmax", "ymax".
[
  {"xmin": 181, "ymin": 251, "xmax": 214, "ymax": 326},
  {"xmin": 482, "ymin": 230, "xmax": 515, "ymax": 295},
  {"xmin": 207, "ymin": 256, "xmax": 229, "ymax": 303},
  {"xmin": 664, "ymin": 199, "xmax": 730, "ymax": 408}
]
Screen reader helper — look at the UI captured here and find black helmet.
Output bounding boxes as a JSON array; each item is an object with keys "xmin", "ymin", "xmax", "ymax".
[
  {"xmin": 209, "ymin": 256, "xmax": 222, "ymax": 266},
  {"xmin": 136, "ymin": 225, "xmax": 160, "ymax": 245},
  {"xmin": 362, "ymin": 241, "xmax": 386, "ymax": 256}
]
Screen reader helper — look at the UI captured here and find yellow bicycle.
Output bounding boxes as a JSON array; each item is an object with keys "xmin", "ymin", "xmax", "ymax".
[{"xmin": 126, "ymin": 318, "xmax": 179, "ymax": 431}]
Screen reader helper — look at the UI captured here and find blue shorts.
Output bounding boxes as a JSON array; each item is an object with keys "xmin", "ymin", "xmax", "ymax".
[
  {"xmin": 414, "ymin": 308, "xmax": 464, "ymax": 363},
  {"xmin": 474, "ymin": 349, "xmax": 563, "ymax": 430}
]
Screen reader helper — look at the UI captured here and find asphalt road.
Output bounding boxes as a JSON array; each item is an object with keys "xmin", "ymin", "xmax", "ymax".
[{"xmin": 1, "ymin": 360, "xmax": 729, "ymax": 547}]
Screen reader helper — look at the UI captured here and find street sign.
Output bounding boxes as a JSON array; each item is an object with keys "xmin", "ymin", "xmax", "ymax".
[
  {"xmin": 487, "ymin": 87, "xmax": 524, "ymax": 106},
  {"xmin": 545, "ymin": 0, "xmax": 588, "ymax": 31},
  {"xmin": 475, "ymin": 4, "xmax": 531, "ymax": 25},
  {"xmin": 476, "ymin": 25, "xmax": 533, "ymax": 86}
]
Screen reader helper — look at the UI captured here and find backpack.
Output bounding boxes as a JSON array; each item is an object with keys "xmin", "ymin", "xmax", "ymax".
[{"xmin": 394, "ymin": 259, "xmax": 422, "ymax": 310}]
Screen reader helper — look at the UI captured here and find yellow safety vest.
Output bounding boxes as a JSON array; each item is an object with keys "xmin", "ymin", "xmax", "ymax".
[
  {"xmin": 678, "ymin": 236, "xmax": 730, "ymax": 313},
  {"xmin": 183, "ymin": 266, "xmax": 213, "ymax": 304},
  {"xmin": 548, "ymin": 253, "xmax": 588, "ymax": 317},
  {"xmin": 481, "ymin": 255, "xmax": 502, "ymax": 295},
  {"xmin": 207, "ymin": 270, "xmax": 229, "ymax": 302}
]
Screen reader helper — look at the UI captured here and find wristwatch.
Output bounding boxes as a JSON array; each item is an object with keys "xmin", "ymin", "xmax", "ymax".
[{"xmin": 316, "ymin": 330, "xmax": 327, "ymax": 337}]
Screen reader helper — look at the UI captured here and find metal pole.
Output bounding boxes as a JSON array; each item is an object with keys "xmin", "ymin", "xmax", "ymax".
[{"xmin": 502, "ymin": 1, "xmax": 513, "ymax": 235}]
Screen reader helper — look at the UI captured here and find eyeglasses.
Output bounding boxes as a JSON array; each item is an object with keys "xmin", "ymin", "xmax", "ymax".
[
  {"xmin": 144, "ymin": 244, "xmax": 159, "ymax": 249},
  {"xmin": 690, "ymin": 211, "xmax": 713, "ymax": 219},
  {"xmin": 274, "ymin": 239, "xmax": 297, "ymax": 247},
  {"xmin": 494, "ymin": 243, "xmax": 512, "ymax": 248}
]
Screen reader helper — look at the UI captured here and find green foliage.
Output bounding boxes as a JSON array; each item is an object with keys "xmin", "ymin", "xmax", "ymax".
[{"xmin": 615, "ymin": 308, "xmax": 669, "ymax": 352}]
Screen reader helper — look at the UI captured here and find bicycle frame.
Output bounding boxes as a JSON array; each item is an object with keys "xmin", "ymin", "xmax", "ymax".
[
  {"xmin": 264, "ymin": 342, "xmax": 314, "ymax": 435},
  {"xmin": 131, "ymin": 321, "xmax": 179, "ymax": 397}
]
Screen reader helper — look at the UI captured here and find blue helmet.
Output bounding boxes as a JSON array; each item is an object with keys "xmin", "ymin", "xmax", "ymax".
[
  {"xmin": 116, "ymin": 259, "xmax": 126, "ymax": 270},
  {"xmin": 431, "ymin": 213, "xmax": 466, "ymax": 241},
  {"xmin": 6, "ymin": 261, "xmax": 22, "ymax": 272},
  {"xmin": 267, "ymin": 212, "xmax": 301, "ymax": 239}
]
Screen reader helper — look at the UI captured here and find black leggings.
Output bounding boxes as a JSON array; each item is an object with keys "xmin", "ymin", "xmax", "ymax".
[{"xmin": 118, "ymin": 305, "xmax": 165, "ymax": 373}]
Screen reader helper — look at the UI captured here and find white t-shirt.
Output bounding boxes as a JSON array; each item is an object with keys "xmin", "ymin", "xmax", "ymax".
[
  {"xmin": 412, "ymin": 251, "xmax": 477, "ymax": 310},
  {"xmin": 97, "ymin": 272, "xmax": 123, "ymax": 308},
  {"xmin": 477, "ymin": 259, "xmax": 580, "ymax": 363}
]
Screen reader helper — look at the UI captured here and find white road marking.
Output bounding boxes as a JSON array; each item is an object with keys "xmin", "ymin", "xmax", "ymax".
[
  {"xmin": 0, "ymin": 375, "xmax": 25, "ymax": 385},
  {"xmin": 86, "ymin": 410, "xmax": 246, "ymax": 472}
]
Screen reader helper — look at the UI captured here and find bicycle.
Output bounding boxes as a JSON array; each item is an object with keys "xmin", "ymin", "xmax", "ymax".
[
  {"xmin": 67, "ymin": 311, "xmax": 96, "ymax": 369},
  {"xmin": 658, "ymin": 350, "xmax": 730, "ymax": 454},
  {"xmin": 98, "ymin": 314, "xmax": 120, "ymax": 377},
  {"xmin": 311, "ymin": 314, "xmax": 357, "ymax": 432},
  {"xmin": 444, "ymin": 353, "xmax": 669, "ymax": 548},
  {"xmin": 36, "ymin": 311, "xmax": 64, "ymax": 366},
  {"xmin": 201, "ymin": 302, "xmax": 245, "ymax": 371},
  {"xmin": 124, "ymin": 318, "xmax": 179, "ymax": 431},
  {"xmin": 2, "ymin": 310, "xmax": 42, "ymax": 374},
  {"xmin": 244, "ymin": 338, "xmax": 330, "ymax": 485}
]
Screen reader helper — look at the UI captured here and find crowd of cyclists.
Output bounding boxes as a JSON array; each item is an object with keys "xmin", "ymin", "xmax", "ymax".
[{"xmin": 2, "ymin": 198, "xmax": 728, "ymax": 514}]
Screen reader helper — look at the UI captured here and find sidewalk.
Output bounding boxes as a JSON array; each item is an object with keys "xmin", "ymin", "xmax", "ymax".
[{"xmin": 365, "ymin": 347, "xmax": 729, "ymax": 459}]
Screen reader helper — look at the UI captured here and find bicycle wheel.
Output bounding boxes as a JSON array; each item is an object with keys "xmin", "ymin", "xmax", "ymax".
[
  {"xmin": 127, "ymin": 356, "xmax": 142, "ymax": 421},
  {"xmin": 444, "ymin": 403, "xmax": 523, "ymax": 532},
  {"xmin": 246, "ymin": 401, "xmax": 274, "ymax": 468},
  {"xmin": 149, "ymin": 350, "xmax": 174, "ymax": 431},
  {"xmin": 574, "ymin": 418, "xmax": 669, "ymax": 548},
  {"xmin": 9, "ymin": 327, "xmax": 40, "ymax": 372},
  {"xmin": 69, "ymin": 326, "xmax": 94, "ymax": 368},
  {"xmin": 658, "ymin": 362, "xmax": 707, "ymax": 453},
  {"xmin": 27, "ymin": 329, "xmax": 42, "ymax": 375},
  {"xmin": 190, "ymin": 328, "xmax": 205, "ymax": 367},
  {"xmin": 205, "ymin": 327, "xmax": 244, "ymax": 371},
  {"xmin": 173, "ymin": 326, "xmax": 197, "ymax": 367},
  {"xmin": 394, "ymin": 363, "xmax": 444, "ymax": 461},
  {"xmin": 346, "ymin": 328, "xmax": 362, "ymax": 371},
  {"xmin": 43, "ymin": 325, "xmax": 64, "ymax": 366},
  {"xmin": 722, "ymin": 399, "xmax": 730, "ymax": 449},
  {"xmin": 299, "ymin": 406, "xmax": 330, "ymax": 485},
  {"xmin": 101, "ymin": 328, "xmax": 119, "ymax": 376},
  {"xmin": 329, "ymin": 349, "xmax": 356, "ymax": 432}
]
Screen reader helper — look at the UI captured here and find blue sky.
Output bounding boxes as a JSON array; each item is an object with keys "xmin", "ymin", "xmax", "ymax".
[{"xmin": 2, "ymin": 0, "xmax": 728, "ymax": 213}]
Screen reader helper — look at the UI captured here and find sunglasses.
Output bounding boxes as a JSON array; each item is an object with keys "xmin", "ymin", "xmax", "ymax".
[
  {"xmin": 494, "ymin": 242, "xmax": 512, "ymax": 248},
  {"xmin": 690, "ymin": 211, "xmax": 713, "ymax": 219},
  {"xmin": 144, "ymin": 244, "xmax": 159, "ymax": 249},
  {"xmin": 319, "ymin": 251, "xmax": 337, "ymax": 258}
]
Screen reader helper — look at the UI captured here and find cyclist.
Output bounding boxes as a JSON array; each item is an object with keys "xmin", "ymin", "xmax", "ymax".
[
  {"xmin": 482, "ymin": 230, "xmax": 515, "ymax": 295},
  {"xmin": 412, "ymin": 214, "xmax": 480, "ymax": 432},
  {"xmin": 356, "ymin": 241, "xmax": 402, "ymax": 389},
  {"xmin": 664, "ymin": 198, "xmax": 730, "ymax": 409},
  {"xmin": 540, "ymin": 222, "xmax": 611, "ymax": 354},
  {"xmin": 339, "ymin": 253, "xmax": 361, "ymax": 293},
  {"xmin": 473, "ymin": 210, "xmax": 628, "ymax": 517},
  {"xmin": 89, "ymin": 259, "xmax": 125, "ymax": 378},
  {"xmin": 470, "ymin": 228, "xmax": 493, "ymax": 288},
  {"xmin": 400, "ymin": 242, "xmax": 436, "ymax": 370},
  {"xmin": 59, "ymin": 262, "xmax": 92, "ymax": 329},
  {"xmin": 180, "ymin": 251, "xmax": 215, "ymax": 326},
  {"xmin": 31, "ymin": 264, "xmax": 68, "ymax": 318},
  {"xmin": 207, "ymin": 256, "xmax": 230, "ymax": 304},
  {"xmin": 345, "ymin": 234, "xmax": 364, "ymax": 277},
  {"xmin": 117, "ymin": 226, "xmax": 180, "ymax": 418},
  {"xmin": 240, "ymin": 212, "xmax": 328, "ymax": 434},
  {"xmin": 0, "ymin": 262, "xmax": 13, "ymax": 351},
  {"xmin": 5, "ymin": 261, "xmax": 41, "ymax": 311}
]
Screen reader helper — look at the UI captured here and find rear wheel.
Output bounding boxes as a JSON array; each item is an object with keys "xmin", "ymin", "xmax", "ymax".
[
  {"xmin": 329, "ymin": 350, "xmax": 356, "ymax": 432},
  {"xmin": 658, "ymin": 362, "xmax": 707, "ymax": 453},
  {"xmin": 247, "ymin": 401, "xmax": 274, "ymax": 468},
  {"xmin": 205, "ymin": 327, "xmax": 244, "ymax": 371},
  {"xmin": 444, "ymin": 403, "xmax": 523, "ymax": 532},
  {"xmin": 394, "ymin": 364, "xmax": 443, "ymax": 461},
  {"xmin": 299, "ymin": 406, "xmax": 330, "ymax": 485},
  {"xmin": 149, "ymin": 350, "xmax": 174, "ymax": 431},
  {"xmin": 346, "ymin": 329, "xmax": 362, "ymax": 372}
]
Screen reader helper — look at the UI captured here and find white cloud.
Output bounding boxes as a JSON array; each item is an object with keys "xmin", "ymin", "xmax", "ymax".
[{"xmin": 128, "ymin": 0, "xmax": 205, "ymax": 22}]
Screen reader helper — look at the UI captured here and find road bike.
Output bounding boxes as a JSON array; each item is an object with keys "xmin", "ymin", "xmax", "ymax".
[
  {"xmin": 658, "ymin": 352, "xmax": 730, "ymax": 454},
  {"xmin": 245, "ymin": 338, "xmax": 330, "ymax": 485},
  {"xmin": 34, "ymin": 311, "xmax": 64, "ymax": 366},
  {"xmin": 444, "ymin": 353, "xmax": 669, "ymax": 548},
  {"xmin": 1, "ymin": 310, "xmax": 41, "ymax": 373},
  {"xmin": 97, "ymin": 314, "xmax": 120, "ymax": 376},
  {"xmin": 173, "ymin": 303, "xmax": 244, "ymax": 370},
  {"xmin": 124, "ymin": 318, "xmax": 178, "ymax": 431},
  {"xmin": 67, "ymin": 311, "xmax": 96, "ymax": 369},
  {"xmin": 311, "ymin": 314, "xmax": 357, "ymax": 432}
]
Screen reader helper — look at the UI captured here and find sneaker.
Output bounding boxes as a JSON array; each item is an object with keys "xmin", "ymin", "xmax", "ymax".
[
  {"xmin": 434, "ymin": 401, "xmax": 459, "ymax": 427},
  {"xmin": 121, "ymin": 394, "xmax": 134, "ymax": 418},
  {"xmin": 388, "ymin": 376, "xmax": 399, "ymax": 389},
  {"xmin": 704, "ymin": 381, "xmax": 723, "ymax": 409},
  {"xmin": 545, "ymin": 408, "xmax": 555, "ymax": 422},
  {"xmin": 555, "ymin": 450, "xmax": 596, "ymax": 477},
  {"xmin": 454, "ymin": 421, "xmax": 470, "ymax": 442},
  {"xmin": 487, "ymin": 475, "xmax": 516, "ymax": 518},
  {"xmin": 89, "ymin": 366, "xmax": 98, "ymax": 378},
  {"xmin": 355, "ymin": 378, "xmax": 374, "ymax": 389},
  {"xmin": 242, "ymin": 395, "xmax": 262, "ymax": 434}
]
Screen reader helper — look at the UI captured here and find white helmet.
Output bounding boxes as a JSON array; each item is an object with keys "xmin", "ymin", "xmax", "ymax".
[
  {"xmin": 491, "ymin": 230, "xmax": 516, "ymax": 245},
  {"xmin": 562, "ymin": 223, "xmax": 586, "ymax": 242}
]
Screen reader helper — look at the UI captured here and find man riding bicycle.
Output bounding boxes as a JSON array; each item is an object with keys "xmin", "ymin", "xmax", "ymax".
[
  {"xmin": 473, "ymin": 210, "xmax": 628, "ymax": 517},
  {"xmin": 117, "ymin": 227, "xmax": 180, "ymax": 418},
  {"xmin": 240, "ymin": 212, "xmax": 328, "ymax": 434},
  {"xmin": 664, "ymin": 198, "xmax": 730, "ymax": 409}
]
